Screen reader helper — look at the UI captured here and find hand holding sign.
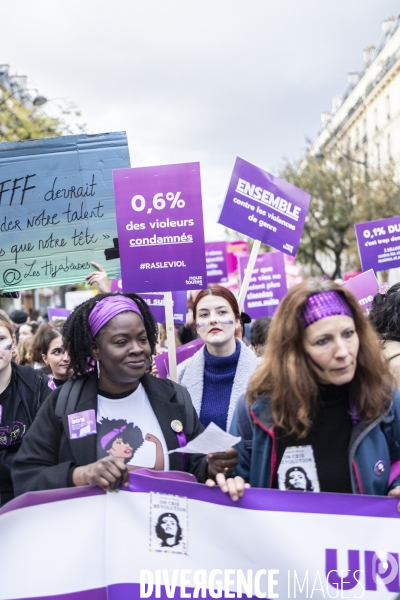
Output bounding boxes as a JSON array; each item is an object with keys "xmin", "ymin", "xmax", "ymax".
[{"xmin": 86, "ymin": 262, "xmax": 111, "ymax": 293}]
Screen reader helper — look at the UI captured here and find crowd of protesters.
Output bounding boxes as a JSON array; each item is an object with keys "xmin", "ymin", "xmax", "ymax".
[{"xmin": 0, "ymin": 267, "xmax": 399, "ymax": 511}]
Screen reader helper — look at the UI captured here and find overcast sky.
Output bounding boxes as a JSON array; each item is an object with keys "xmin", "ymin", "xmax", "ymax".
[{"xmin": 2, "ymin": 1, "xmax": 400, "ymax": 240}]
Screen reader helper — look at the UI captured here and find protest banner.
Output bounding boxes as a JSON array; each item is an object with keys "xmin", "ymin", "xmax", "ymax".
[
  {"xmin": 341, "ymin": 270, "xmax": 380, "ymax": 317},
  {"xmin": 130, "ymin": 291, "xmax": 187, "ymax": 325},
  {"xmin": 154, "ymin": 338, "xmax": 204, "ymax": 379},
  {"xmin": 238, "ymin": 251, "xmax": 288, "ymax": 319},
  {"xmin": 47, "ymin": 307, "xmax": 71, "ymax": 321},
  {"xmin": 111, "ymin": 280, "xmax": 187, "ymax": 325},
  {"xmin": 227, "ymin": 240, "xmax": 248, "ymax": 276},
  {"xmin": 218, "ymin": 157, "xmax": 311, "ymax": 258},
  {"xmin": 113, "ymin": 162, "xmax": 207, "ymax": 293},
  {"xmin": 110, "ymin": 278, "xmax": 123, "ymax": 293},
  {"xmin": 355, "ymin": 216, "xmax": 400, "ymax": 272},
  {"xmin": 1, "ymin": 471, "xmax": 399, "ymax": 600},
  {"xmin": 0, "ymin": 132, "xmax": 129, "ymax": 292},
  {"xmin": 219, "ymin": 158, "xmax": 310, "ymax": 311},
  {"xmin": 205, "ymin": 242, "xmax": 228, "ymax": 284}
]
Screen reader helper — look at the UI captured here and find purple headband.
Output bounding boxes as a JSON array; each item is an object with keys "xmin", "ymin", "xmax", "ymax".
[
  {"xmin": 302, "ymin": 291, "xmax": 353, "ymax": 329},
  {"xmin": 88, "ymin": 295, "xmax": 143, "ymax": 338},
  {"xmin": 101, "ymin": 425, "xmax": 127, "ymax": 449}
]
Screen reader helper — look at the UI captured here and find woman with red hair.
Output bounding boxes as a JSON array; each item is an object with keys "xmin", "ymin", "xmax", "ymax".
[{"xmin": 178, "ymin": 285, "xmax": 257, "ymax": 432}]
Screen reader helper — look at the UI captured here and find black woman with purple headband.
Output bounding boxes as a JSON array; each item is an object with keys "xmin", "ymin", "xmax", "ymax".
[
  {"xmin": 207, "ymin": 279, "xmax": 400, "ymax": 509},
  {"xmin": 12, "ymin": 293, "xmax": 239, "ymax": 497}
]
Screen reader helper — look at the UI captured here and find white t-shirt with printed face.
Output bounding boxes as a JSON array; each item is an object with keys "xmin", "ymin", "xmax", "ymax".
[{"xmin": 96, "ymin": 383, "xmax": 170, "ymax": 471}]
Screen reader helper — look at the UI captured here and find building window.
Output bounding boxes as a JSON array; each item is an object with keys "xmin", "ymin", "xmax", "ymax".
[
  {"xmin": 375, "ymin": 143, "xmax": 380, "ymax": 168},
  {"xmin": 374, "ymin": 108, "xmax": 378, "ymax": 131},
  {"xmin": 355, "ymin": 127, "xmax": 360, "ymax": 150},
  {"xmin": 386, "ymin": 95, "xmax": 391, "ymax": 120},
  {"xmin": 363, "ymin": 118, "xmax": 367, "ymax": 143},
  {"xmin": 388, "ymin": 133, "xmax": 392, "ymax": 159}
]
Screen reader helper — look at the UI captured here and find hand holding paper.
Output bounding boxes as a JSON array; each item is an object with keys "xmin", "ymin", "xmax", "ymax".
[{"xmin": 168, "ymin": 422, "xmax": 241, "ymax": 455}]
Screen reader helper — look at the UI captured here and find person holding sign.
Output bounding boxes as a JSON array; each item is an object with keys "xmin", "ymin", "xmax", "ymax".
[
  {"xmin": 209, "ymin": 280, "xmax": 400, "ymax": 506},
  {"xmin": 178, "ymin": 285, "xmax": 257, "ymax": 432},
  {"xmin": 12, "ymin": 293, "xmax": 237, "ymax": 495},
  {"xmin": 0, "ymin": 313, "xmax": 51, "ymax": 506}
]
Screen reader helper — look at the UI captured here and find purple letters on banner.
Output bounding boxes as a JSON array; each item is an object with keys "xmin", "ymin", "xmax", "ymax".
[
  {"xmin": 341, "ymin": 269, "xmax": 379, "ymax": 317},
  {"xmin": 205, "ymin": 242, "xmax": 228, "ymax": 284},
  {"xmin": 218, "ymin": 157, "xmax": 311, "ymax": 256},
  {"xmin": 113, "ymin": 163, "xmax": 207, "ymax": 292},
  {"xmin": 239, "ymin": 251, "xmax": 288, "ymax": 319},
  {"xmin": 355, "ymin": 216, "xmax": 400, "ymax": 272},
  {"xmin": 154, "ymin": 338, "xmax": 204, "ymax": 379}
]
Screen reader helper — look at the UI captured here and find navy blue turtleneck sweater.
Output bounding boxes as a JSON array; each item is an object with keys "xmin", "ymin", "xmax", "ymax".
[{"xmin": 199, "ymin": 340, "xmax": 241, "ymax": 431}]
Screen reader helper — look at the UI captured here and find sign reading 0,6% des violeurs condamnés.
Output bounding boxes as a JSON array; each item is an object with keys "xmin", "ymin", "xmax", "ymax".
[{"xmin": 113, "ymin": 162, "xmax": 207, "ymax": 292}]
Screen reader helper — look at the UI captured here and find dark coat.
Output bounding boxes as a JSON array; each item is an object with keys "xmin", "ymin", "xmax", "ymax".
[
  {"xmin": 12, "ymin": 372, "xmax": 208, "ymax": 496},
  {"xmin": 1, "ymin": 363, "xmax": 51, "ymax": 505}
]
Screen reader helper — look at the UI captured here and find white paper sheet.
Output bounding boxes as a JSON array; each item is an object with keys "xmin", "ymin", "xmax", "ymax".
[{"xmin": 168, "ymin": 422, "xmax": 241, "ymax": 455}]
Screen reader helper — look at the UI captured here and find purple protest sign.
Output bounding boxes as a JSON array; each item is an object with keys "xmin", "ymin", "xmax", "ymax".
[
  {"xmin": 113, "ymin": 163, "xmax": 207, "ymax": 292},
  {"xmin": 355, "ymin": 216, "xmax": 400, "ymax": 272},
  {"xmin": 205, "ymin": 242, "xmax": 228, "ymax": 284},
  {"xmin": 238, "ymin": 251, "xmax": 288, "ymax": 319},
  {"xmin": 140, "ymin": 291, "xmax": 187, "ymax": 324},
  {"xmin": 47, "ymin": 307, "xmax": 71, "ymax": 321},
  {"xmin": 154, "ymin": 338, "xmax": 204, "ymax": 379},
  {"xmin": 218, "ymin": 157, "xmax": 311, "ymax": 256},
  {"xmin": 110, "ymin": 278, "xmax": 123, "ymax": 293},
  {"xmin": 341, "ymin": 269, "xmax": 379, "ymax": 317}
]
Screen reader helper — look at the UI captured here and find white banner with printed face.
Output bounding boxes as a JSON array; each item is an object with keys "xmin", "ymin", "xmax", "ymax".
[{"xmin": 0, "ymin": 471, "xmax": 400, "ymax": 599}]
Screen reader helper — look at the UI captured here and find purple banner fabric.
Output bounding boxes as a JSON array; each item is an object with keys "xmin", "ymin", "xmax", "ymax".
[
  {"xmin": 238, "ymin": 252, "xmax": 288, "ymax": 319},
  {"xmin": 139, "ymin": 291, "xmax": 187, "ymax": 324},
  {"xmin": 218, "ymin": 157, "xmax": 311, "ymax": 256},
  {"xmin": 341, "ymin": 269, "xmax": 379, "ymax": 317},
  {"xmin": 154, "ymin": 338, "xmax": 204, "ymax": 379},
  {"xmin": 47, "ymin": 307, "xmax": 72, "ymax": 321},
  {"xmin": 113, "ymin": 163, "xmax": 207, "ymax": 292},
  {"xmin": 355, "ymin": 216, "xmax": 400, "ymax": 272},
  {"xmin": 205, "ymin": 242, "xmax": 228, "ymax": 284}
]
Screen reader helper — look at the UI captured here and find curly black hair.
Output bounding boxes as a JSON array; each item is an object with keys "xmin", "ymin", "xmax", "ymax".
[
  {"xmin": 369, "ymin": 283, "xmax": 400, "ymax": 342},
  {"xmin": 62, "ymin": 292, "xmax": 158, "ymax": 375}
]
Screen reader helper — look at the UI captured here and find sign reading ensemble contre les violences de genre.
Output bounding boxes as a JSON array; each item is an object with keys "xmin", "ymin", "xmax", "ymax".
[
  {"xmin": 0, "ymin": 132, "xmax": 130, "ymax": 292},
  {"xmin": 113, "ymin": 162, "xmax": 207, "ymax": 292},
  {"xmin": 218, "ymin": 157, "xmax": 311, "ymax": 256}
]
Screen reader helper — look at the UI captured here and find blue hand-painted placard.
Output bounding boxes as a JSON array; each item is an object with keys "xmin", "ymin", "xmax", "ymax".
[{"xmin": 0, "ymin": 132, "xmax": 130, "ymax": 291}]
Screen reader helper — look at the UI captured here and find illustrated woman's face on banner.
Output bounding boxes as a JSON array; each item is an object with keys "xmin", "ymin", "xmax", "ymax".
[{"xmin": 160, "ymin": 516, "xmax": 178, "ymax": 538}]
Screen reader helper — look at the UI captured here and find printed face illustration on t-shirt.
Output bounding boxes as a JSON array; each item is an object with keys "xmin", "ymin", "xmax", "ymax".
[
  {"xmin": 97, "ymin": 417, "xmax": 165, "ymax": 470},
  {"xmin": 96, "ymin": 384, "xmax": 170, "ymax": 471},
  {"xmin": 97, "ymin": 418, "xmax": 144, "ymax": 464}
]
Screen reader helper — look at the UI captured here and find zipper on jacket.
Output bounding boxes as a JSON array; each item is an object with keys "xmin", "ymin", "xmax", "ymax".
[
  {"xmin": 250, "ymin": 409, "xmax": 276, "ymax": 487},
  {"xmin": 352, "ymin": 459, "xmax": 364, "ymax": 494}
]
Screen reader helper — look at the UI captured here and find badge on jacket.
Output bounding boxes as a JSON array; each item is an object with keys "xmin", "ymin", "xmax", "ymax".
[{"xmin": 68, "ymin": 410, "xmax": 97, "ymax": 439}]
